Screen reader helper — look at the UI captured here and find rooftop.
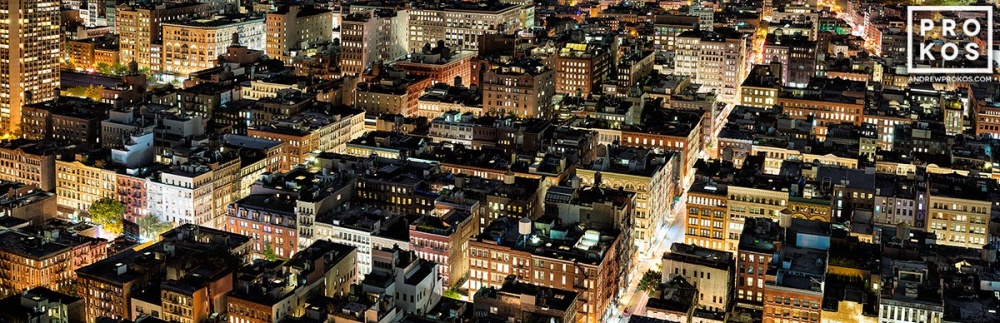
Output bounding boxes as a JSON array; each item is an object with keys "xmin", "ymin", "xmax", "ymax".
[{"xmin": 474, "ymin": 217, "xmax": 619, "ymax": 266}]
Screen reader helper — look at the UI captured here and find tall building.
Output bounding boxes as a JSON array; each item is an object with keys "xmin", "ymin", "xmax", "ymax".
[
  {"xmin": 555, "ymin": 42, "xmax": 611, "ymax": 96},
  {"xmin": 763, "ymin": 34, "xmax": 817, "ymax": 88},
  {"xmin": 684, "ymin": 180, "xmax": 729, "ymax": 252},
  {"xmin": 160, "ymin": 15, "xmax": 265, "ymax": 77},
  {"xmin": 116, "ymin": 2, "xmax": 215, "ymax": 74},
  {"xmin": 661, "ymin": 243, "xmax": 733, "ymax": 314},
  {"xmin": 481, "ymin": 58, "xmax": 555, "ymax": 118},
  {"xmin": 407, "ymin": 1, "xmax": 528, "ymax": 53},
  {"xmin": 675, "ymin": 28, "xmax": 748, "ymax": 105},
  {"xmin": 265, "ymin": 5, "xmax": 334, "ymax": 64},
  {"xmin": 1, "ymin": 0, "xmax": 61, "ymax": 133},
  {"xmin": 468, "ymin": 217, "xmax": 623, "ymax": 323},
  {"xmin": 339, "ymin": 9, "xmax": 408, "ymax": 75},
  {"xmin": 0, "ymin": 221, "xmax": 107, "ymax": 297}
]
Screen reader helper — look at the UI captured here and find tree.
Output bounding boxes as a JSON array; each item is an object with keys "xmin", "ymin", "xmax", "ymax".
[
  {"xmin": 89, "ymin": 198, "xmax": 126, "ymax": 234},
  {"xmin": 443, "ymin": 288, "xmax": 462, "ymax": 300},
  {"xmin": 63, "ymin": 85, "xmax": 102, "ymax": 101},
  {"xmin": 96, "ymin": 62, "xmax": 112, "ymax": 75},
  {"xmin": 637, "ymin": 269, "xmax": 661, "ymax": 293},
  {"xmin": 136, "ymin": 215, "xmax": 173, "ymax": 240},
  {"xmin": 57, "ymin": 282, "xmax": 79, "ymax": 297},
  {"xmin": 111, "ymin": 63, "xmax": 129, "ymax": 76},
  {"xmin": 263, "ymin": 241, "xmax": 278, "ymax": 261}
]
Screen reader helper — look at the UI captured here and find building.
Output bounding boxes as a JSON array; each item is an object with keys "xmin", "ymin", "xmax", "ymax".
[
  {"xmin": 644, "ymin": 275, "xmax": 698, "ymax": 322},
  {"xmin": 415, "ymin": 83, "xmax": 483, "ymax": 119},
  {"xmin": 576, "ymin": 146, "xmax": 678, "ymax": 258},
  {"xmin": 0, "ymin": 221, "xmax": 108, "ymax": 296},
  {"xmin": 67, "ymin": 36, "xmax": 120, "ymax": 71},
  {"xmin": 116, "ymin": 2, "xmax": 216, "ymax": 74},
  {"xmin": 54, "ymin": 152, "xmax": 120, "ymax": 217},
  {"xmin": 468, "ymin": 217, "xmax": 623, "ymax": 323},
  {"xmin": 685, "ymin": 180, "xmax": 729, "ymax": 252},
  {"xmin": 160, "ymin": 15, "xmax": 266, "ymax": 77},
  {"xmin": 340, "ymin": 9, "xmax": 409, "ymax": 75},
  {"xmin": 407, "ymin": 1, "xmax": 529, "ymax": 52},
  {"xmin": 21, "ymin": 97, "xmax": 110, "ymax": 148},
  {"xmin": 75, "ymin": 224, "xmax": 252, "ymax": 323},
  {"xmin": 227, "ymin": 240, "xmax": 358, "ymax": 323},
  {"xmin": 740, "ymin": 64, "xmax": 782, "ymax": 108},
  {"xmin": 366, "ymin": 246, "xmax": 442, "ymax": 316},
  {"xmin": 0, "ymin": 287, "xmax": 84, "ymax": 323},
  {"xmin": 472, "ymin": 276, "xmax": 581, "ymax": 323},
  {"xmin": 0, "ymin": 0, "xmax": 61, "ymax": 133},
  {"xmin": 408, "ymin": 210, "xmax": 477, "ymax": 289},
  {"xmin": 394, "ymin": 43, "xmax": 475, "ymax": 86},
  {"xmin": 481, "ymin": 59, "xmax": 555, "ymax": 118},
  {"xmin": 555, "ymin": 42, "xmax": 611, "ymax": 95},
  {"xmin": 265, "ymin": 5, "xmax": 334, "ymax": 63},
  {"xmin": 736, "ymin": 217, "xmax": 784, "ymax": 309},
  {"xmin": 246, "ymin": 107, "xmax": 366, "ymax": 168},
  {"xmin": 776, "ymin": 77, "xmax": 865, "ymax": 138},
  {"xmin": 101, "ymin": 109, "xmax": 155, "ymax": 150},
  {"xmin": 878, "ymin": 259, "xmax": 944, "ymax": 323},
  {"xmin": 675, "ymin": 28, "xmax": 748, "ymax": 105},
  {"xmin": 0, "ymin": 140, "xmax": 60, "ymax": 192},
  {"xmin": 652, "ymin": 14, "xmax": 700, "ymax": 64},
  {"xmin": 925, "ymin": 173, "xmax": 994, "ymax": 249},
  {"xmin": 226, "ymin": 194, "xmax": 298, "ymax": 259},
  {"xmin": 308, "ymin": 206, "xmax": 410, "ymax": 278},
  {"xmin": 354, "ymin": 70, "xmax": 433, "ymax": 117},
  {"xmin": 763, "ymin": 35, "xmax": 817, "ymax": 88},
  {"xmin": 762, "ymin": 245, "xmax": 828, "ymax": 323},
  {"xmin": 661, "ymin": 243, "xmax": 733, "ymax": 313},
  {"xmin": 726, "ymin": 174, "xmax": 791, "ymax": 252}
]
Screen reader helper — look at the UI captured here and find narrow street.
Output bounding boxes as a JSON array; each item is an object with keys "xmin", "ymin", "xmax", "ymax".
[{"xmin": 610, "ymin": 195, "xmax": 688, "ymax": 323}]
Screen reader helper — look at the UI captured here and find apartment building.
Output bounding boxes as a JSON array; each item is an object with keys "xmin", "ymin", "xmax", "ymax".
[
  {"xmin": 685, "ymin": 180, "xmax": 729, "ymax": 252},
  {"xmin": 340, "ymin": 9, "xmax": 408, "ymax": 75},
  {"xmin": 116, "ymin": 2, "xmax": 216, "ymax": 73},
  {"xmin": 576, "ymin": 146, "xmax": 678, "ymax": 258},
  {"xmin": 161, "ymin": 15, "xmax": 266, "ymax": 77},
  {"xmin": 468, "ymin": 217, "xmax": 623, "ymax": 323},
  {"xmin": 246, "ymin": 107, "xmax": 365, "ymax": 169},
  {"xmin": 0, "ymin": 0, "xmax": 61, "ymax": 133},
  {"xmin": 555, "ymin": 42, "xmax": 611, "ymax": 95},
  {"xmin": 675, "ymin": 28, "xmax": 748, "ymax": 105},
  {"xmin": 661, "ymin": 243, "xmax": 734, "ymax": 313},
  {"xmin": 408, "ymin": 210, "xmax": 477, "ymax": 289},
  {"xmin": 407, "ymin": 1, "xmax": 528, "ymax": 52},
  {"xmin": 0, "ymin": 222, "xmax": 107, "ymax": 296},
  {"xmin": 0, "ymin": 140, "xmax": 60, "ymax": 192},
  {"xmin": 481, "ymin": 58, "xmax": 555, "ymax": 118},
  {"xmin": 925, "ymin": 173, "xmax": 995, "ymax": 249},
  {"xmin": 265, "ymin": 5, "xmax": 333, "ymax": 63}
]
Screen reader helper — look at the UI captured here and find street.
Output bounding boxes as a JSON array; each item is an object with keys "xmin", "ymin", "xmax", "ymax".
[{"xmin": 610, "ymin": 195, "xmax": 688, "ymax": 323}]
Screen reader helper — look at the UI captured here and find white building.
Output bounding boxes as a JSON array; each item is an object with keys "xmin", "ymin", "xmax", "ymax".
[
  {"xmin": 148, "ymin": 164, "xmax": 215, "ymax": 226},
  {"xmin": 407, "ymin": 2, "xmax": 529, "ymax": 52},
  {"xmin": 675, "ymin": 29, "xmax": 748, "ymax": 106},
  {"xmin": 160, "ymin": 15, "xmax": 266, "ymax": 77}
]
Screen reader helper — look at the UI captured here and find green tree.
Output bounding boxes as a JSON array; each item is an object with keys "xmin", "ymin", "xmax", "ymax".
[
  {"xmin": 443, "ymin": 288, "xmax": 462, "ymax": 300},
  {"xmin": 57, "ymin": 282, "xmax": 79, "ymax": 297},
  {"xmin": 89, "ymin": 198, "xmax": 126, "ymax": 234},
  {"xmin": 96, "ymin": 62, "xmax": 112, "ymax": 75},
  {"xmin": 637, "ymin": 269, "xmax": 661, "ymax": 293},
  {"xmin": 263, "ymin": 241, "xmax": 278, "ymax": 261},
  {"xmin": 111, "ymin": 63, "xmax": 129, "ymax": 76},
  {"xmin": 63, "ymin": 85, "xmax": 102, "ymax": 101},
  {"xmin": 136, "ymin": 215, "xmax": 173, "ymax": 240}
]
